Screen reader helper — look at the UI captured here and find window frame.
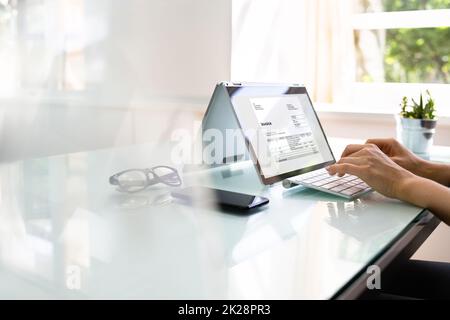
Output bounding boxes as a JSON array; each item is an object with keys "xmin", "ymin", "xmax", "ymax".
[{"xmin": 349, "ymin": 8, "xmax": 450, "ymax": 117}]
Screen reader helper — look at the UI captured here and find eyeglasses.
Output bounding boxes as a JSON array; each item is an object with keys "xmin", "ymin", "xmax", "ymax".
[{"xmin": 109, "ymin": 166, "xmax": 182, "ymax": 193}]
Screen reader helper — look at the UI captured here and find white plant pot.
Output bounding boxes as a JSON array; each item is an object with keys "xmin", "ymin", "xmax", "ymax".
[{"xmin": 396, "ymin": 117, "xmax": 437, "ymax": 155}]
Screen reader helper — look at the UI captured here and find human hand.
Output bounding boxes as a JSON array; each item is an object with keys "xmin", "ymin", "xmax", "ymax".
[
  {"xmin": 341, "ymin": 138, "xmax": 425, "ymax": 176},
  {"xmin": 327, "ymin": 143, "xmax": 417, "ymax": 199}
]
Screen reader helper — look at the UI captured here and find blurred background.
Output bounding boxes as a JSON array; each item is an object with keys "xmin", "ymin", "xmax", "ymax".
[
  {"xmin": 0, "ymin": 0, "xmax": 449, "ymax": 160},
  {"xmin": 0, "ymin": 0, "xmax": 449, "ymax": 290}
]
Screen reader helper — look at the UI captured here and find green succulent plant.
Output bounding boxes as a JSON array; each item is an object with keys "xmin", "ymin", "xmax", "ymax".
[{"xmin": 400, "ymin": 90, "xmax": 436, "ymax": 120}]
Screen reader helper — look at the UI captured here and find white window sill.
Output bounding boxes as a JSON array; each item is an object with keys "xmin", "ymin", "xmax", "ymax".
[{"xmin": 315, "ymin": 103, "xmax": 450, "ymax": 127}]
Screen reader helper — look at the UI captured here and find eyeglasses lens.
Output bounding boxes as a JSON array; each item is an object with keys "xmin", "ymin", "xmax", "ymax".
[
  {"xmin": 117, "ymin": 170, "xmax": 150, "ymax": 192},
  {"xmin": 153, "ymin": 167, "xmax": 181, "ymax": 186}
]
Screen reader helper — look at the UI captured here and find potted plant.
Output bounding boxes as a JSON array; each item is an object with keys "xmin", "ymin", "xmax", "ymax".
[{"xmin": 397, "ymin": 90, "xmax": 437, "ymax": 155}]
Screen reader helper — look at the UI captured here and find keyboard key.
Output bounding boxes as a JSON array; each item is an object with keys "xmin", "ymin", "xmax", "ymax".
[
  {"xmin": 357, "ymin": 182, "xmax": 370, "ymax": 189},
  {"xmin": 341, "ymin": 187, "xmax": 363, "ymax": 196},
  {"xmin": 322, "ymin": 181, "xmax": 343, "ymax": 189},
  {"xmin": 341, "ymin": 182, "xmax": 358, "ymax": 189},
  {"xmin": 326, "ymin": 176, "xmax": 342, "ymax": 183},
  {"xmin": 312, "ymin": 179, "xmax": 334, "ymax": 187},
  {"xmin": 331, "ymin": 185, "xmax": 352, "ymax": 192},
  {"xmin": 303, "ymin": 178, "xmax": 321, "ymax": 184}
]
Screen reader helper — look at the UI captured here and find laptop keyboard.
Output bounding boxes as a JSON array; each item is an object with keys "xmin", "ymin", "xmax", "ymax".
[{"xmin": 290, "ymin": 168, "xmax": 372, "ymax": 198}]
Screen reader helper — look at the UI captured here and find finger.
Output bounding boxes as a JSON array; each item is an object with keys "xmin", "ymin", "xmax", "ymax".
[
  {"xmin": 337, "ymin": 156, "xmax": 368, "ymax": 166},
  {"xmin": 366, "ymin": 138, "xmax": 395, "ymax": 152},
  {"xmin": 341, "ymin": 144, "xmax": 367, "ymax": 158},
  {"xmin": 340, "ymin": 148, "xmax": 372, "ymax": 160},
  {"xmin": 326, "ymin": 163, "xmax": 363, "ymax": 177},
  {"xmin": 366, "ymin": 138, "xmax": 395, "ymax": 145}
]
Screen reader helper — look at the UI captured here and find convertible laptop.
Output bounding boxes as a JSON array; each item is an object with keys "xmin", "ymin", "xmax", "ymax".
[{"xmin": 216, "ymin": 82, "xmax": 372, "ymax": 200}]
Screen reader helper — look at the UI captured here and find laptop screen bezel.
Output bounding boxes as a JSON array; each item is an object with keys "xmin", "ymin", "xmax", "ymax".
[{"xmin": 226, "ymin": 84, "xmax": 337, "ymax": 185}]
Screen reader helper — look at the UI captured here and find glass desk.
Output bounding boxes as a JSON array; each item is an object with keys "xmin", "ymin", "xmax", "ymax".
[{"xmin": 0, "ymin": 138, "xmax": 446, "ymax": 299}]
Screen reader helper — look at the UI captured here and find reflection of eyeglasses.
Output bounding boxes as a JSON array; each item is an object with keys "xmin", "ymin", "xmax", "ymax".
[{"xmin": 109, "ymin": 166, "xmax": 182, "ymax": 193}]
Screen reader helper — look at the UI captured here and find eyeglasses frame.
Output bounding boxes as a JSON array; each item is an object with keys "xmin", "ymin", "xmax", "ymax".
[{"xmin": 109, "ymin": 166, "xmax": 182, "ymax": 193}]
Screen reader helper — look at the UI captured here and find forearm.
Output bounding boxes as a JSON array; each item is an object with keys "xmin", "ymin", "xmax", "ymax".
[
  {"xmin": 417, "ymin": 161, "xmax": 450, "ymax": 187},
  {"xmin": 399, "ymin": 176, "xmax": 450, "ymax": 226}
]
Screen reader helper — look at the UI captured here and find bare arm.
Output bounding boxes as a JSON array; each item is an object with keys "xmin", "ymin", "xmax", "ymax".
[
  {"xmin": 399, "ymin": 176, "xmax": 450, "ymax": 225},
  {"xmin": 416, "ymin": 161, "xmax": 450, "ymax": 187}
]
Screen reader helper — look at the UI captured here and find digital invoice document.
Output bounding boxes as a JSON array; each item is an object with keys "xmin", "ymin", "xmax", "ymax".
[{"xmin": 232, "ymin": 94, "xmax": 334, "ymax": 179}]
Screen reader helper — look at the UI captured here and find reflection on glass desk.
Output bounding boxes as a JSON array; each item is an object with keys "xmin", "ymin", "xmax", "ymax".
[{"xmin": 0, "ymin": 139, "xmax": 447, "ymax": 299}]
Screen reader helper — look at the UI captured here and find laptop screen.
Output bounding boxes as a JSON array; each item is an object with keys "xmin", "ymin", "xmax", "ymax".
[{"xmin": 228, "ymin": 85, "xmax": 335, "ymax": 183}]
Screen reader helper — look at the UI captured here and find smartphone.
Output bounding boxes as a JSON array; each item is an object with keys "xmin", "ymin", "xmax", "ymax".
[{"xmin": 171, "ymin": 187, "xmax": 269, "ymax": 210}]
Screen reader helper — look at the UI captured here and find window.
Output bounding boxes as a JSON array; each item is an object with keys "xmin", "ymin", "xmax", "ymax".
[
  {"xmin": 231, "ymin": 0, "xmax": 450, "ymax": 115},
  {"xmin": 351, "ymin": 0, "xmax": 450, "ymax": 115},
  {"xmin": 0, "ymin": 0, "xmax": 86, "ymax": 98}
]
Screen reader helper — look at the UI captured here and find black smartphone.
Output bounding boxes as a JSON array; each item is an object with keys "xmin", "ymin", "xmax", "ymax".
[{"xmin": 171, "ymin": 187, "xmax": 269, "ymax": 210}]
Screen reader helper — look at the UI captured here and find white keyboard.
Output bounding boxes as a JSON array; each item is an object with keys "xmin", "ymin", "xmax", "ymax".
[{"xmin": 284, "ymin": 168, "xmax": 373, "ymax": 199}]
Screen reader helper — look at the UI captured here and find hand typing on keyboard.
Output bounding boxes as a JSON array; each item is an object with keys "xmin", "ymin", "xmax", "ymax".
[
  {"xmin": 324, "ymin": 138, "xmax": 450, "ymax": 227},
  {"xmin": 326, "ymin": 143, "xmax": 416, "ymax": 200}
]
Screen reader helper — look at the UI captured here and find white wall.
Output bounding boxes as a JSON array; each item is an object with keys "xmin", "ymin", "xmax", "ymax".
[
  {"xmin": 0, "ymin": 0, "xmax": 231, "ymax": 161},
  {"xmin": 83, "ymin": 0, "xmax": 231, "ymax": 104}
]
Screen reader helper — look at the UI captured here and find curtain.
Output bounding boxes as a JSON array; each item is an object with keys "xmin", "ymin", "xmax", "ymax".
[{"xmin": 232, "ymin": 0, "xmax": 355, "ymax": 104}]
